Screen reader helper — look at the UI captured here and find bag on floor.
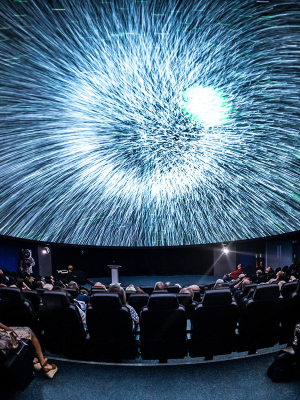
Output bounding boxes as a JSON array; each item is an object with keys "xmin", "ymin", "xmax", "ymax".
[{"xmin": 267, "ymin": 349, "xmax": 297, "ymax": 382}]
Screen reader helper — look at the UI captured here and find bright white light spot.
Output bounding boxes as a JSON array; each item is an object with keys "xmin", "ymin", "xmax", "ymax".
[{"xmin": 181, "ymin": 85, "xmax": 231, "ymax": 127}]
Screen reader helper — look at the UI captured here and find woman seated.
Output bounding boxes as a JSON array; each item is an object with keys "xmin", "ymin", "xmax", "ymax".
[
  {"xmin": 107, "ymin": 284, "xmax": 139, "ymax": 327},
  {"xmin": 0, "ymin": 322, "xmax": 57, "ymax": 378}
]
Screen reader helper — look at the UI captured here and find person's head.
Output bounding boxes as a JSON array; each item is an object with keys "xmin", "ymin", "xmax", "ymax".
[
  {"xmin": 237, "ymin": 264, "xmax": 242, "ymax": 269},
  {"xmin": 189, "ymin": 284, "xmax": 200, "ymax": 291},
  {"xmin": 45, "ymin": 276, "xmax": 54, "ymax": 285},
  {"xmin": 256, "ymin": 269, "xmax": 262, "ymax": 275},
  {"xmin": 67, "ymin": 265, "xmax": 74, "ymax": 272},
  {"xmin": 180, "ymin": 287, "xmax": 194, "ymax": 299},
  {"xmin": 126, "ymin": 285, "xmax": 136, "ymax": 292},
  {"xmin": 107, "ymin": 284, "xmax": 126, "ymax": 305},
  {"xmin": 68, "ymin": 281, "xmax": 80, "ymax": 295},
  {"xmin": 242, "ymin": 278, "xmax": 251, "ymax": 288},
  {"xmin": 68, "ymin": 281, "xmax": 79, "ymax": 289},
  {"xmin": 16, "ymin": 278, "xmax": 24, "ymax": 289},
  {"xmin": 165, "ymin": 282, "xmax": 171, "ymax": 287},
  {"xmin": 0, "ymin": 269, "xmax": 3, "ymax": 275},
  {"xmin": 276, "ymin": 270, "xmax": 284, "ymax": 279},
  {"xmin": 266, "ymin": 267, "xmax": 271, "ymax": 273},
  {"xmin": 28, "ymin": 275, "xmax": 35, "ymax": 283},
  {"xmin": 214, "ymin": 279, "xmax": 224, "ymax": 289},
  {"xmin": 94, "ymin": 282, "xmax": 106, "ymax": 289},
  {"xmin": 154, "ymin": 281, "xmax": 165, "ymax": 291}
]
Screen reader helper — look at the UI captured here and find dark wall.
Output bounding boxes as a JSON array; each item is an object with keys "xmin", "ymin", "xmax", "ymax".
[
  {"xmin": 50, "ymin": 244, "xmax": 214, "ymax": 278},
  {"xmin": 236, "ymin": 240, "xmax": 266, "ymax": 276},
  {"xmin": 0, "ymin": 230, "xmax": 300, "ymax": 278},
  {"xmin": 0, "ymin": 236, "xmax": 39, "ymax": 275}
]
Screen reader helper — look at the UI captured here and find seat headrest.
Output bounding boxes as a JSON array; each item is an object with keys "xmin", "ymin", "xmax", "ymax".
[
  {"xmin": 176, "ymin": 293, "xmax": 193, "ymax": 306},
  {"xmin": 91, "ymin": 287, "xmax": 105, "ymax": 292},
  {"xmin": 147, "ymin": 294, "xmax": 179, "ymax": 311},
  {"xmin": 152, "ymin": 289, "xmax": 168, "ymax": 294},
  {"xmin": 166, "ymin": 286, "xmax": 180, "ymax": 293},
  {"xmin": 128, "ymin": 293, "xmax": 149, "ymax": 299},
  {"xmin": 252, "ymin": 284, "xmax": 280, "ymax": 301},
  {"xmin": 0, "ymin": 287, "xmax": 23, "ymax": 302},
  {"xmin": 42, "ymin": 291, "xmax": 71, "ymax": 307},
  {"xmin": 243, "ymin": 284, "xmax": 257, "ymax": 295},
  {"xmin": 202, "ymin": 289, "xmax": 233, "ymax": 306},
  {"xmin": 90, "ymin": 293, "xmax": 123, "ymax": 310},
  {"xmin": 282, "ymin": 281, "xmax": 298, "ymax": 291}
]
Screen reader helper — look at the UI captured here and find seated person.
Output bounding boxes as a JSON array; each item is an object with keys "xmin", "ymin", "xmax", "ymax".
[
  {"xmin": 0, "ymin": 322, "xmax": 57, "ymax": 378},
  {"xmin": 180, "ymin": 286, "xmax": 194, "ymax": 299},
  {"xmin": 125, "ymin": 284, "xmax": 136, "ymax": 292},
  {"xmin": 107, "ymin": 284, "xmax": 139, "ymax": 327},
  {"xmin": 153, "ymin": 281, "xmax": 165, "ymax": 291},
  {"xmin": 76, "ymin": 288, "xmax": 91, "ymax": 304},
  {"xmin": 223, "ymin": 264, "xmax": 243, "ymax": 281},
  {"xmin": 214, "ymin": 279, "xmax": 224, "ymax": 289},
  {"xmin": 189, "ymin": 284, "xmax": 200, "ymax": 291},
  {"xmin": 93, "ymin": 282, "xmax": 107, "ymax": 290},
  {"xmin": 53, "ymin": 287, "xmax": 86, "ymax": 325}
]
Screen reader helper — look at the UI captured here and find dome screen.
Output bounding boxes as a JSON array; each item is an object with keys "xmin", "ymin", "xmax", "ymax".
[{"xmin": 0, "ymin": 0, "xmax": 299, "ymax": 246}]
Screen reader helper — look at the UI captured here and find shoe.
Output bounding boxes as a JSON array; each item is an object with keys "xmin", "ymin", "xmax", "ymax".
[
  {"xmin": 42, "ymin": 362, "xmax": 58, "ymax": 378},
  {"xmin": 34, "ymin": 358, "xmax": 47, "ymax": 371}
]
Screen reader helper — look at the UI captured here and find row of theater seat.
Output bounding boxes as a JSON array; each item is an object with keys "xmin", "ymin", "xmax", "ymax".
[{"xmin": 0, "ymin": 283, "xmax": 300, "ymax": 361}]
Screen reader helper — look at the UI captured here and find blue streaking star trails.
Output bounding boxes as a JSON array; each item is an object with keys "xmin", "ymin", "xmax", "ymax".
[{"xmin": 0, "ymin": 0, "xmax": 299, "ymax": 246}]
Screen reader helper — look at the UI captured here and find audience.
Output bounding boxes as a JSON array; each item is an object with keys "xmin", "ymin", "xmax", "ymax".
[{"xmin": 0, "ymin": 261, "xmax": 299, "ymax": 363}]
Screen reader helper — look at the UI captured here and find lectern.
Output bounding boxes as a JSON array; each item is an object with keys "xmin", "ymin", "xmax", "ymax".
[{"xmin": 108, "ymin": 265, "xmax": 122, "ymax": 284}]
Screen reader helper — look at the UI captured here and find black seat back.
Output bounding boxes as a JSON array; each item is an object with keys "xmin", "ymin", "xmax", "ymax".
[
  {"xmin": 166, "ymin": 286, "xmax": 180, "ymax": 293},
  {"xmin": 140, "ymin": 294, "xmax": 187, "ymax": 360},
  {"xmin": 39, "ymin": 291, "xmax": 86, "ymax": 355},
  {"xmin": 128, "ymin": 293, "xmax": 149, "ymax": 316},
  {"xmin": 176, "ymin": 293, "xmax": 196, "ymax": 320},
  {"xmin": 139, "ymin": 285, "xmax": 154, "ymax": 296},
  {"xmin": 192, "ymin": 290, "xmax": 201, "ymax": 302},
  {"xmin": 0, "ymin": 287, "xmax": 40, "ymax": 337},
  {"xmin": 281, "ymin": 281, "xmax": 300, "ymax": 344},
  {"xmin": 86, "ymin": 293, "xmax": 137, "ymax": 359},
  {"xmin": 90, "ymin": 287, "xmax": 106, "ymax": 293},
  {"xmin": 23, "ymin": 290, "xmax": 41, "ymax": 315},
  {"xmin": 237, "ymin": 284, "xmax": 284, "ymax": 351},
  {"xmin": 281, "ymin": 281, "xmax": 298, "ymax": 303},
  {"xmin": 190, "ymin": 290, "xmax": 238, "ymax": 358}
]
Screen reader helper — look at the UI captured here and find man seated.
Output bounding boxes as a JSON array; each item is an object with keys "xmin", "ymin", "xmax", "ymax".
[
  {"xmin": 180, "ymin": 286, "xmax": 194, "ymax": 300},
  {"xmin": 223, "ymin": 264, "xmax": 243, "ymax": 281},
  {"xmin": 153, "ymin": 281, "xmax": 165, "ymax": 291},
  {"xmin": 189, "ymin": 284, "xmax": 200, "ymax": 291},
  {"xmin": 94, "ymin": 281, "xmax": 107, "ymax": 290}
]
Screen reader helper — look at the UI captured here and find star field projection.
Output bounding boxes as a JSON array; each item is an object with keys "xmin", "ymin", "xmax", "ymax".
[{"xmin": 0, "ymin": 0, "xmax": 300, "ymax": 246}]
